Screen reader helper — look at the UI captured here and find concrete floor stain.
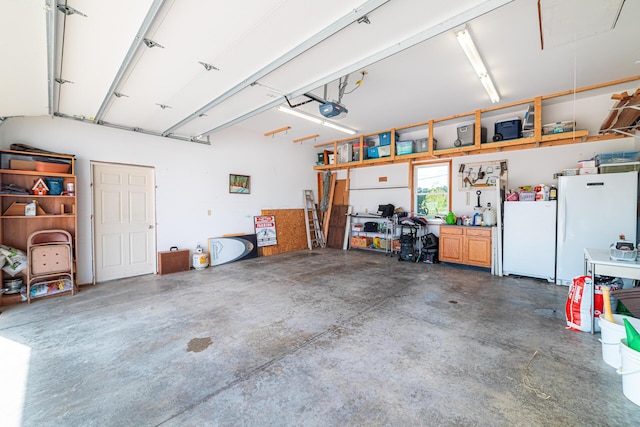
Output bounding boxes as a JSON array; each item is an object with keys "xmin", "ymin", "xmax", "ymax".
[{"xmin": 187, "ymin": 337, "xmax": 213, "ymax": 352}]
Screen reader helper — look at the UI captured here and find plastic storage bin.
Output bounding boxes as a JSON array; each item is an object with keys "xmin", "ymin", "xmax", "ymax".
[
  {"xmin": 379, "ymin": 131, "xmax": 398, "ymax": 146},
  {"xmin": 396, "ymin": 140, "xmax": 413, "ymax": 155},
  {"xmin": 599, "ymin": 162, "xmax": 640, "ymax": 174},
  {"xmin": 455, "ymin": 123, "xmax": 487, "ymax": 146},
  {"xmin": 595, "ymin": 151, "xmax": 640, "ymax": 166},
  {"xmin": 414, "ymin": 138, "xmax": 429, "ymax": 152},
  {"xmin": 542, "ymin": 121, "xmax": 575, "ymax": 135}
]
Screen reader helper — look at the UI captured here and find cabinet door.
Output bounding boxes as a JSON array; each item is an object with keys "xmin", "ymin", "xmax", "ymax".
[
  {"xmin": 464, "ymin": 235, "xmax": 492, "ymax": 267},
  {"xmin": 439, "ymin": 233, "xmax": 463, "ymax": 263}
]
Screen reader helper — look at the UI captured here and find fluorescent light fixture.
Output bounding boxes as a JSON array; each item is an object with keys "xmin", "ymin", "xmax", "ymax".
[
  {"xmin": 277, "ymin": 106, "xmax": 322, "ymax": 124},
  {"xmin": 455, "ymin": 26, "xmax": 500, "ymax": 103},
  {"xmin": 321, "ymin": 120, "xmax": 357, "ymax": 135},
  {"xmin": 277, "ymin": 106, "xmax": 356, "ymax": 135}
]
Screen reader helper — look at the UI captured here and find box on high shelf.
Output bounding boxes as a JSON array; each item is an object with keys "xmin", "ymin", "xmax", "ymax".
[
  {"xmin": 579, "ymin": 167, "xmax": 598, "ymax": 175},
  {"xmin": 542, "ymin": 121, "xmax": 575, "ymax": 135},
  {"xmin": 396, "ymin": 140, "xmax": 413, "ymax": 155},
  {"xmin": 599, "ymin": 162, "xmax": 640, "ymax": 174},
  {"xmin": 578, "ymin": 159, "xmax": 596, "ymax": 168},
  {"xmin": 493, "ymin": 118, "xmax": 522, "ymax": 141},
  {"xmin": 455, "ymin": 122, "xmax": 487, "ymax": 146},
  {"xmin": 367, "ymin": 145, "xmax": 391, "ymax": 159},
  {"xmin": 595, "ymin": 150, "xmax": 640, "ymax": 166},
  {"xmin": 414, "ymin": 137, "xmax": 429, "ymax": 152},
  {"xmin": 379, "ymin": 131, "xmax": 398, "ymax": 146}
]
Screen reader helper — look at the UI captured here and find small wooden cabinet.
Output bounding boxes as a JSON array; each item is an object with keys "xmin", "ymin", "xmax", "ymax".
[{"xmin": 439, "ymin": 225, "xmax": 492, "ymax": 268}]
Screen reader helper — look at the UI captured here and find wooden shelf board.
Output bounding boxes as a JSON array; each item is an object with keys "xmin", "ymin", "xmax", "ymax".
[
  {"xmin": 0, "ymin": 169, "xmax": 74, "ymax": 177},
  {"xmin": 479, "ymin": 137, "xmax": 537, "ymax": 149},
  {"xmin": 1, "ymin": 214, "xmax": 76, "ymax": 219},
  {"xmin": 540, "ymin": 129, "xmax": 589, "ymax": 142},
  {"xmin": 1, "ymin": 194, "xmax": 75, "ymax": 199}
]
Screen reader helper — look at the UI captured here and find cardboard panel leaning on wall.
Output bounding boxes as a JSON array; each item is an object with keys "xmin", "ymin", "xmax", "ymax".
[{"xmin": 258, "ymin": 209, "xmax": 308, "ymax": 256}]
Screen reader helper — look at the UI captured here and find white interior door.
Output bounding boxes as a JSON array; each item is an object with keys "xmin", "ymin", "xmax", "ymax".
[{"xmin": 92, "ymin": 162, "xmax": 156, "ymax": 282}]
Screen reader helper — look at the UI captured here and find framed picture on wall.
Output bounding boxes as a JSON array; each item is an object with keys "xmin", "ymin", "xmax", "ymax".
[{"xmin": 229, "ymin": 174, "xmax": 250, "ymax": 194}]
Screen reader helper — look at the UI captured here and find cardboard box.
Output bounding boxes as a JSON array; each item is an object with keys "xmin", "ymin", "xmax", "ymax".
[
  {"xmin": 10, "ymin": 159, "xmax": 36, "ymax": 170},
  {"xmin": 578, "ymin": 160, "xmax": 596, "ymax": 168},
  {"xmin": 579, "ymin": 167, "xmax": 599, "ymax": 175},
  {"xmin": 350, "ymin": 236, "xmax": 373, "ymax": 248}
]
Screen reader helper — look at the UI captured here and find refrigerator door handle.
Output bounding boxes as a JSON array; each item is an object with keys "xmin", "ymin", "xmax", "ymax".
[{"xmin": 561, "ymin": 199, "xmax": 567, "ymax": 243}]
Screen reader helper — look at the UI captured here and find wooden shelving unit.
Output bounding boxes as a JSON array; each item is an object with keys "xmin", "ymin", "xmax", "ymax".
[
  {"xmin": 0, "ymin": 149, "xmax": 77, "ymax": 304},
  {"xmin": 313, "ymin": 75, "xmax": 640, "ymax": 171}
]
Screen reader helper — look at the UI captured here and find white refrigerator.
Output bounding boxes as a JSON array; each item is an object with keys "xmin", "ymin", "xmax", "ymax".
[
  {"xmin": 503, "ymin": 201, "xmax": 557, "ymax": 282},
  {"xmin": 556, "ymin": 171, "xmax": 638, "ymax": 286}
]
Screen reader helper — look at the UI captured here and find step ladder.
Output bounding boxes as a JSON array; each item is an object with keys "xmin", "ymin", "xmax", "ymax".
[{"xmin": 303, "ymin": 190, "xmax": 325, "ymax": 250}]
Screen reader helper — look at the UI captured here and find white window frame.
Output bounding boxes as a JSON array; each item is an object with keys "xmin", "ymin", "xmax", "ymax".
[{"xmin": 413, "ymin": 160, "xmax": 452, "ymax": 218}]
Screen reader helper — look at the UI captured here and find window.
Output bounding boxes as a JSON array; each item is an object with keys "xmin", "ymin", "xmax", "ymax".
[{"xmin": 414, "ymin": 161, "xmax": 450, "ymax": 218}]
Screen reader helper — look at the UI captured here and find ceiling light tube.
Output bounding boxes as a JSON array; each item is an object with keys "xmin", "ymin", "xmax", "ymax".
[
  {"xmin": 455, "ymin": 26, "xmax": 500, "ymax": 103},
  {"xmin": 277, "ymin": 106, "xmax": 322, "ymax": 124},
  {"xmin": 321, "ymin": 120, "xmax": 356, "ymax": 135},
  {"xmin": 277, "ymin": 106, "xmax": 356, "ymax": 135}
]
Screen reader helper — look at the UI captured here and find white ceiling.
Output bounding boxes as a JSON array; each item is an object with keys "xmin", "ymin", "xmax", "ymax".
[{"xmin": 1, "ymin": 0, "xmax": 638, "ymax": 145}]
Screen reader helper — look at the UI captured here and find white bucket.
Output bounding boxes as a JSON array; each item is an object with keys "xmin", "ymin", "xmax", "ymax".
[
  {"xmin": 598, "ymin": 314, "xmax": 640, "ymax": 369},
  {"xmin": 618, "ymin": 339, "xmax": 640, "ymax": 407}
]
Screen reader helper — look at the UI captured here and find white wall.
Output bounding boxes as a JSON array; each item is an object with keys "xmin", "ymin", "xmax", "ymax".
[
  {"xmin": 0, "ymin": 116, "xmax": 317, "ymax": 283},
  {"xmin": 341, "ymin": 136, "xmax": 637, "ymax": 220}
]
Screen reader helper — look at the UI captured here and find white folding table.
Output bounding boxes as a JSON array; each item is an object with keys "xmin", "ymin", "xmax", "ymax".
[{"xmin": 583, "ymin": 247, "xmax": 640, "ymax": 334}]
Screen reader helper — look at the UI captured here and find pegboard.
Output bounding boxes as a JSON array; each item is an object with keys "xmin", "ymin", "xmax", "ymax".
[{"xmin": 458, "ymin": 160, "xmax": 508, "ymax": 190}]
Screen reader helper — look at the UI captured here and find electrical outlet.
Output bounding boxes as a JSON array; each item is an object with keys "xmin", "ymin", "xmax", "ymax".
[
  {"xmin": 207, "ymin": 209, "xmax": 211, "ymax": 216},
  {"xmin": 466, "ymin": 192, "xmax": 470, "ymax": 205}
]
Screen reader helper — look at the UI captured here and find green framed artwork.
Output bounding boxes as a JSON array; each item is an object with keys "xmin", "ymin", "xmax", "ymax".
[{"xmin": 229, "ymin": 174, "xmax": 250, "ymax": 194}]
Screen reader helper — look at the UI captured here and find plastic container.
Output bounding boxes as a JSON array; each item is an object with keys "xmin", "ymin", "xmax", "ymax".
[
  {"xmin": 35, "ymin": 161, "xmax": 70, "ymax": 174},
  {"xmin": 542, "ymin": 121, "xmax": 575, "ymax": 135},
  {"xmin": 619, "ymin": 339, "xmax": 640, "ymax": 407},
  {"xmin": 44, "ymin": 177, "xmax": 64, "ymax": 195},
  {"xmin": 599, "ymin": 162, "xmax": 640, "ymax": 174},
  {"xmin": 414, "ymin": 138, "xmax": 429, "ymax": 152},
  {"xmin": 25, "ymin": 200, "xmax": 37, "ymax": 216},
  {"xmin": 598, "ymin": 314, "xmax": 640, "ymax": 368},
  {"xmin": 595, "ymin": 151, "xmax": 640, "ymax": 166},
  {"xmin": 519, "ymin": 191, "xmax": 536, "ymax": 201},
  {"xmin": 396, "ymin": 140, "xmax": 413, "ymax": 155}
]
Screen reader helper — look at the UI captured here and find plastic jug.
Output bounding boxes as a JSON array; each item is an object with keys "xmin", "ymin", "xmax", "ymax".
[
  {"xmin": 483, "ymin": 203, "xmax": 496, "ymax": 226},
  {"xmin": 473, "ymin": 212, "xmax": 482, "ymax": 226},
  {"xmin": 445, "ymin": 212, "xmax": 456, "ymax": 225}
]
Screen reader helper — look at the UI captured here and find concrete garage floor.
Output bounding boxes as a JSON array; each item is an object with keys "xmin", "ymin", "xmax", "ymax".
[{"xmin": 1, "ymin": 249, "xmax": 638, "ymax": 426}]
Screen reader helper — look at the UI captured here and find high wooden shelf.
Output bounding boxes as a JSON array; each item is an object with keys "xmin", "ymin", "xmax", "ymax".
[
  {"xmin": 0, "ymin": 149, "xmax": 77, "ymax": 304},
  {"xmin": 313, "ymin": 75, "xmax": 640, "ymax": 171}
]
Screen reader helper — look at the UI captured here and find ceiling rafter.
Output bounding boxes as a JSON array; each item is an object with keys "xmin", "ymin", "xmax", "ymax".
[
  {"xmin": 93, "ymin": 0, "xmax": 168, "ymax": 124},
  {"xmin": 199, "ymin": 0, "xmax": 515, "ymax": 137},
  {"xmin": 161, "ymin": 0, "xmax": 391, "ymax": 138}
]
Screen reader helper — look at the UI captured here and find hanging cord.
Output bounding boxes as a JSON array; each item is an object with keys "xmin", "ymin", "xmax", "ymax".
[{"xmin": 344, "ymin": 71, "xmax": 367, "ymax": 95}]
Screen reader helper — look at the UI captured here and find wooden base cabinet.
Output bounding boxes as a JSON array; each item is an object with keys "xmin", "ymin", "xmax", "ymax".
[{"xmin": 439, "ymin": 225, "xmax": 491, "ymax": 268}]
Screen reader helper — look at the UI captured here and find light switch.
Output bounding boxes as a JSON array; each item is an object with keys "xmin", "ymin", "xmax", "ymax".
[
  {"xmin": 466, "ymin": 192, "xmax": 470, "ymax": 205},
  {"xmin": 207, "ymin": 209, "xmax": 212, "ymax": 216}
]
